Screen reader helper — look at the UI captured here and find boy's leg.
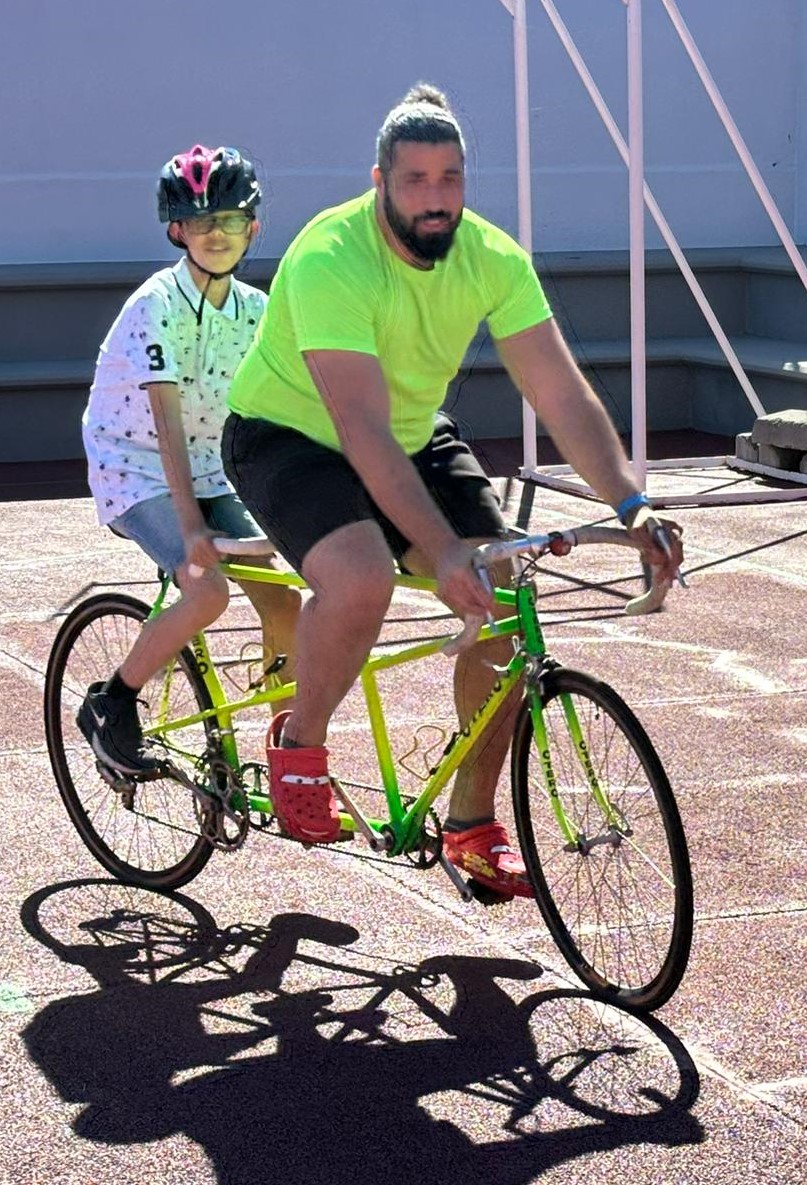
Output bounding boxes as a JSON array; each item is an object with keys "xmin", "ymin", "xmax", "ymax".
[
  {"xmin": 78, "ymin": 495, "xmax": 228, "ymax": 776},
  {"xmin": 202, "ymin": 494, "xmax": 301, "ymax": 683},
  {"xmin": 117, "ymin": 563, "xmax": 229, "ymax": 688}
]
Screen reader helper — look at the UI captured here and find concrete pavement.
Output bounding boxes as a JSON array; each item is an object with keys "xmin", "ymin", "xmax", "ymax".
[{"xmin": 1, "ymin": 465, "xmax": 806, "ymax": 1184}]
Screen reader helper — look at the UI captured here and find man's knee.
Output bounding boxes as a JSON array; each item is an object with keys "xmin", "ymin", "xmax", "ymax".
[{"xmin": 303, "ymin": 523, "xmax": 395, "ymax": 618}]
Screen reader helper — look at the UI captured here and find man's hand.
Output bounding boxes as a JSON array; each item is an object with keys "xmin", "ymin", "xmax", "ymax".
[
  {"xmin": 435, "ymin": 539, "xmax": 495, "ymax": 622},
  {"xmin": 625, "ymin": 505, "xmax": 684, "ymax": 586}
]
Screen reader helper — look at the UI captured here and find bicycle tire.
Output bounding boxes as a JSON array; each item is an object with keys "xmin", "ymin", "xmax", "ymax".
[
  {"xmin": 511, "ymin": 669, "xmax": 693, "ymax": 1011},
  {"xmin": 44, "ymin": 592, "xmax": 216, "ymax": 890}
]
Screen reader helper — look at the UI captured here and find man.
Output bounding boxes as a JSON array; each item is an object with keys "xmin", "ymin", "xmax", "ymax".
[{"xmin": 222, "ymin": 83, "xmax": 683, "ymax": 899}]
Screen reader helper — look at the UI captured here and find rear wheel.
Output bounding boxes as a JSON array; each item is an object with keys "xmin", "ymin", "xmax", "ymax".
[
  {"xmin": 44, "ymin": 593, "xmax": 216, "ymax": 890},
  {"xmin": 511, "ymin": 669, "xmax": 693, "ymax": 1010}
]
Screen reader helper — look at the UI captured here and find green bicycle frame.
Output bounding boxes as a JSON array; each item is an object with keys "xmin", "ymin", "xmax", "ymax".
[{"xmin": 141, "ymin": 561, "xmax": 612, "ymax": 856}]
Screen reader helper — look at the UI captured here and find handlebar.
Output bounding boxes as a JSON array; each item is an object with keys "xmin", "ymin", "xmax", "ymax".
[
  {"xmin": 441, "ymin": 525, "xmax": 679, "ymax": 657},
  {"xmin": 211, "ymin": 536, "xmax": 278, "ymax": 557},
  {"xmin": 195, "ymin": 527, "xmax": 680, "ymax": 656},
  {"xmin": 187, "ymin": 535, "xmax": 277, "ymax": 578}
]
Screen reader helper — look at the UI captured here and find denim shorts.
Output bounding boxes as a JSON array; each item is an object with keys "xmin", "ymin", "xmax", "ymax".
[
  {"xmin": 110, "ymin": 492, "xmax": 264, "ymax": 577},
  {"xmin": 222, "ymin": 411, "xmax": 507, "ymax": 572}
]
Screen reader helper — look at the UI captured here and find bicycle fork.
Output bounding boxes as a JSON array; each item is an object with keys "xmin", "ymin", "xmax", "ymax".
[{"xmin": 529, "ymin": 689, "xmax": 627, "ymax": 853}]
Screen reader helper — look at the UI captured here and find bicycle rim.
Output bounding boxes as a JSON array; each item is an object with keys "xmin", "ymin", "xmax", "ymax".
[
  {"xmin": 511, "ymin": 669, "xmax": 693, "ymax": 1010},
  {"xmin": 44, "ymin": 593, "xmax": 215, "ymax": 890}
]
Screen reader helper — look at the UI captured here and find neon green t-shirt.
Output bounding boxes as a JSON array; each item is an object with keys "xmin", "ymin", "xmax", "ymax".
[{"xmin": 228, "ymin": 189, "xmax": 553, "ymax": 455}]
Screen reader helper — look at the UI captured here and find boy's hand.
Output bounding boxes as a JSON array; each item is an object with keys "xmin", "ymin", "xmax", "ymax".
[{"xmin": 184, "ymin": 527, "xmax": 221, "ymax": 573}]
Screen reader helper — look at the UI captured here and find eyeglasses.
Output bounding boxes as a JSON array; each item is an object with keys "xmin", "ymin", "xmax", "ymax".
[{"xmin": 182, "ymin": 214, "xmax": 254, "ymax": 236}]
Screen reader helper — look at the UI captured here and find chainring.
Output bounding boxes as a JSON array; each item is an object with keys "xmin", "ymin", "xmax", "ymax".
[{"xmin": 403, "ymin": 805, "xmax": 443, "ymax": 869}]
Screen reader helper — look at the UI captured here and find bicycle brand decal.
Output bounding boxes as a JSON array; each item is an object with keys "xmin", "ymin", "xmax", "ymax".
[
  {"xmin": 192, "ymin": 635, "xmax": 209, "ymax": 676},
  {"xmin": 576, "ymin": 738, "xmax": 601, "ymax": 791},
  {"xmin": 442, "ymin": 679, "xmax": 504, "ymax": 756},
  {"xmin": 540, "ymin": 751, "xmax": 558, "ymax": 797}
]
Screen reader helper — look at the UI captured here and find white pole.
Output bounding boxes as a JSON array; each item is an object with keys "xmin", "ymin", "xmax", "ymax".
[
  {"xmin": 626, "ymin": 0, "xmax": 647, "ymax": 488},
  {"xmin": 513, "ymin": 0, "xmax": 538, "ymax": 471},
  {"xmin": 661, "ymin": 0, "xmax": 807, "ymax": 296}
]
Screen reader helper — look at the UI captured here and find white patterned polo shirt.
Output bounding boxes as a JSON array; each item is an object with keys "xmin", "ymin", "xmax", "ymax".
[{"xmin": 82, "ymin": 257, "xmax": 267, "ymax": 525}]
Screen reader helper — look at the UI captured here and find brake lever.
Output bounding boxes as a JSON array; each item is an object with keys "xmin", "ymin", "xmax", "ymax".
[{"xmin": 652, "ymin": 525, "xmax": 687, "ymax": 589}]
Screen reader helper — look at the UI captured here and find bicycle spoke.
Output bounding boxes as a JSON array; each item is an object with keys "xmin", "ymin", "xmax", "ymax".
[
  {"xmin": 512, "ymin": 671, "xmax": 692, "ymax": 1010},
  {"xmin": 45, "ymin": 594, "xmax": 215, "ymax": 889}
]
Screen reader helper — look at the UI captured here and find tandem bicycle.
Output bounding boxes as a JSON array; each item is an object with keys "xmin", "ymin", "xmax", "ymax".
[{"xmin": 44, "ymin": 524, "xmax": 693, "ymax": 1011}]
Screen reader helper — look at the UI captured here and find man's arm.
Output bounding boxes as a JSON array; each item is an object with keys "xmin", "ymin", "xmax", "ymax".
[
  {"xmin": 146, "ymin": 382, "xmax": 220, "ymax": 570},
  {"xmin": 303, "ymin": 350, "xmax": 492, "ymax": 618},
  {"xmin": 495, "ymin": 319, "xmax": 683, "ymax": 577}
]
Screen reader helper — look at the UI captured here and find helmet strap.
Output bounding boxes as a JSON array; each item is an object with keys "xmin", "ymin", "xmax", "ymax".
[{"xmin": 184, "ymin": 240, "xmax": 251, "ymax": 325}]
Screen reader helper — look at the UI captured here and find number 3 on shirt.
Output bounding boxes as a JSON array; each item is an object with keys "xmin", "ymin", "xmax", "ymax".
[{"xmin": 146, "ymin": 343, "xmax": 166, "ymax": 371}]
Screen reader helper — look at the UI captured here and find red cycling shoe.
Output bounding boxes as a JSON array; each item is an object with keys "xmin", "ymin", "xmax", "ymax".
[
  {"xmin": 443, "ymin": 821, "xmax": 534, "ymax": 899},
  {"xmin": 266, "ymin": 712, "xmax": 341, "ymax": 844}
]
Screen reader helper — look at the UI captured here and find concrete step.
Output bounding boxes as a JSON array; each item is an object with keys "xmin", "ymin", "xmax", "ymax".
[
  {"xmin": 4, "ymin": 333, "xmax": 804, "ymax": 462},
  {"xmin": 3, "ymin": 245, "xmax": 805, "ymax": 461},
  {"xmin": 3, "ymin": 246, "xmax": 800, "ymax": 361},
  {"xmin": 0, "ymin": 259, "xmax": 276, "ymax": 363},
  {"xmin": 448, "ymin": 333, "xmax": 807, "ymax": 439},
  {"xmin": 0, "ymin": 430, "xmax": 735, "ymax": 501}
]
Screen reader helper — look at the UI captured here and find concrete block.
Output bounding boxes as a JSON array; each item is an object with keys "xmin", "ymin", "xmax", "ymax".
[
  {"xmin": 751, "ymin": 409, "xmax": 807, "ymax": 450},
  {"xmin": 757, "ymin": 443, "xmax": 803, "ymax": 471},
  {"xmin": 734, "ymin": 433, "xmax": 758, "ymax": 463}
]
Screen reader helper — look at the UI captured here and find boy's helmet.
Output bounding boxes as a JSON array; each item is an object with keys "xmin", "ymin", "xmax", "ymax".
[{"xmin": 157, "ymin": 145, "xmax": 261, "ymax": 222}]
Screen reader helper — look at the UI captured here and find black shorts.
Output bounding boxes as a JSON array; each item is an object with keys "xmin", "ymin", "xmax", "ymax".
[{"xmin": 221, "ymin": 411, "xmax": 507, "ymax": 572}]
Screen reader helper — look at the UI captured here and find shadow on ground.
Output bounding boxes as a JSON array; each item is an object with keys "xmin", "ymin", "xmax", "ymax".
[{"xmin": 20, "ymin": 879, "xmax": 703, "ymax": 1185}]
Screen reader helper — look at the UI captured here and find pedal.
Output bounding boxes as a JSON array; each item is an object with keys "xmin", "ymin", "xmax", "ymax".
[
  {"xmin": 437, "ymin": 853, "xmax": 475, "ymax": 901},
  {"xmin": 467, "ymin": 877, "xmax": 515, "ymax": 907},
  {"xmin": 95, "ymin": 758, "xmax": 167, "ymax": 788},
  {"xmin": 95, "ymin": 762, "xmax": 138, "ymax": 809}
]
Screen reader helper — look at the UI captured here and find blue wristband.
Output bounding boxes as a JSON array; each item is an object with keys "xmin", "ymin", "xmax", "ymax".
[{"xmin": 616, "ymin": 491, "xmax": 651, "ymax": 524}]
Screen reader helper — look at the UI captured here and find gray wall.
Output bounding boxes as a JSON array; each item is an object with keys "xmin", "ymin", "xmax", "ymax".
[{"xmin": 3, "ymin": 0, "xmax": 804, "ymax": 265}]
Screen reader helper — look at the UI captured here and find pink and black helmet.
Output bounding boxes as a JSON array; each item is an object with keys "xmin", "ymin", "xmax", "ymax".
[{"xmin": 157, "ymin": 144, "xmax": 261, "ymax": 222}]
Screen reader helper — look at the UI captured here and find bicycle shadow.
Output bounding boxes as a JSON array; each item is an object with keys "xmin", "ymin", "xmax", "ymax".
[{"xmin": 20, "ymin": 879, "xmax": 703, "ymax": 1184}]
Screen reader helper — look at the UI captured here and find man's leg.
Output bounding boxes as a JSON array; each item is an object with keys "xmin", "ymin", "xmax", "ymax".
[
  {"xmin": 285, "ymin": 520, "xmax": 396, "ymax": 746},
  {"xmin": 403, "ymin": 542, "xmax": 530, "ymax": 897},
  {"xmin": 449, "ymin": 563, "xmax": 521, "ymax": 824},
  {"xmin": 261, "ymin": 520, "xmax": 394, "ymax": 844},
  {"xmin": 401, "ymin": 547, "xmax": 518, "ymax": 823},
  {"xmin": 398, "ymin": 417, "xmax": 533, "ymax": 896}
]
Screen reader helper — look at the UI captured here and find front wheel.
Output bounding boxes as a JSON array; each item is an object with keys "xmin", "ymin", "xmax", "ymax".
[
  {"xmin": 44, "ymin": 593, "xmax": 216, "ymax": 890},
  {"xmin": 511, "ymin": 669, "xmax": 693, "ymax": 1011}
]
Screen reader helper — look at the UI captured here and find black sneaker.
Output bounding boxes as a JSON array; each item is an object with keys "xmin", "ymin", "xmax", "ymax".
[{"xmin": 77, "ymin": 682, "xmax": 166, "ymax": 779}]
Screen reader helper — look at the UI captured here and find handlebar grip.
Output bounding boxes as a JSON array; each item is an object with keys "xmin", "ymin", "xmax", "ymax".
[
  {"xmin": 553, "ymin": 525, "xmax": 677, "ymax": 613},
  {"xmin": 624, "ymin": 566, "xmax": 672, "ymax": 615},
  {"xmin": 211, "ymin": 536, "xmax": 277, "ymax": 556},
  {"xmin": 441, "ymin": 614, "xmax": 486, "ymax": 657},
  {"xmin": 187, "ymin": 536, "xmax": 276, "ymax": 580}
]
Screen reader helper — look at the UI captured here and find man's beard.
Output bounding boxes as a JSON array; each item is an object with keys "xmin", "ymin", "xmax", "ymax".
[{"xmin": 384, "ymin": 190, "xmax": 462, "ymax": 262}]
